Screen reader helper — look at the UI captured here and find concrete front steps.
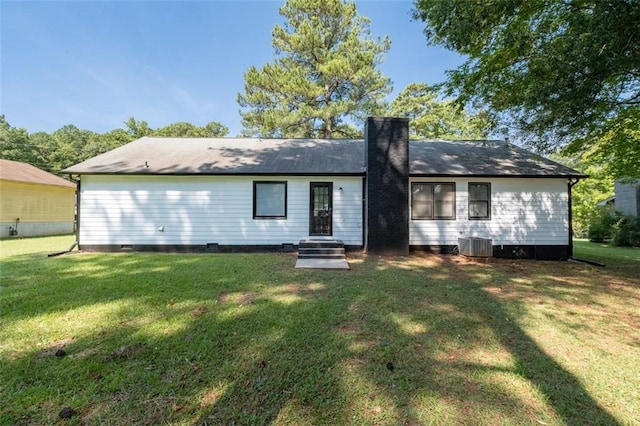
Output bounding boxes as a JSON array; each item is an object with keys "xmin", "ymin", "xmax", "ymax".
[{"xmin": 295, "ymin": 239, "xmax": 350, "ymax": 269}]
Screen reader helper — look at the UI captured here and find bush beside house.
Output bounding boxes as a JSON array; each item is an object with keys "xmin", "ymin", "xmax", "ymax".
[
  {"xmin": 588, "ymin": 206, "xmax": 640, "ymax": 247},
  {"xmin": 587, "ymin": 178, "xmax": 640, "ymax": 247}
]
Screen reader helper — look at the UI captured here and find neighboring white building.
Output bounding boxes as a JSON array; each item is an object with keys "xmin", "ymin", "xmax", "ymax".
[{"xmin": 63, "ymin": 117, "xmax": 586, "ymax": 260}]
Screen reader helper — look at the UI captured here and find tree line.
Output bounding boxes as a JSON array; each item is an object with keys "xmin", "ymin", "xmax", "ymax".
[
  {"xmin": 0, "ymin": 0, "xmax": 493, "ymax": 175},
  {"xmin": 0, "ymin": 80, "xmax": 488, "ymax": 175},
  {"xmin": 0, "ymin": 117, "xmax": 229, "ymax": 174},
  {"xmin": 2, "ymin": 0, "xmax": 637, "ymax": 187}
]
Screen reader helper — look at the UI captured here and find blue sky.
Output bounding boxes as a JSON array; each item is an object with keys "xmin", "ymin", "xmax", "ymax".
[{"xmin": 1, "ymin": 0, "xmax": 464, "ymax": 137}]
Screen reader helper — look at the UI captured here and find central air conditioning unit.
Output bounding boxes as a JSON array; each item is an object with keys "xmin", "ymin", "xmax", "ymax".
[{"xmin": 458, "ymin": 237, "xmax": 493, "ymax": 257}]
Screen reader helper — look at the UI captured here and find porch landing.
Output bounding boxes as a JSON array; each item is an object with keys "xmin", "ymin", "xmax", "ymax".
[
  {"xmin": 295, "ymin": 239, "xmax": 350, "ymax": 269},
  {"xmin": 294, "ymin": 258, "xmax": 350, "ymax": 269}
]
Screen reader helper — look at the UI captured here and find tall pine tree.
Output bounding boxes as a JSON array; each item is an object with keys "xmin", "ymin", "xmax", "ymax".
[{"xmin": 238, "ymin": 0, "xmax": 391, "ymax": 138}]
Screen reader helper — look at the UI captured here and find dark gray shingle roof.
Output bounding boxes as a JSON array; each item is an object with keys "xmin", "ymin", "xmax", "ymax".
[
  {"xmin": 409, "ymin": 140, "xmax": 585, "ymax": 177},
  {"xmin": 63, "ymin": 137, "xmax": 365, "ymax": 175},
  {"xmin": 63, "ymin": 137, "xmax": 585, "ymax": 178}
]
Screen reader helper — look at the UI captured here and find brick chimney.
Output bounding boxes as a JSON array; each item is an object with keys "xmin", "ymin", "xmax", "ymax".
[{"xmin": 365, "ymin": 117, "xmax": 410, "ymax": 255}]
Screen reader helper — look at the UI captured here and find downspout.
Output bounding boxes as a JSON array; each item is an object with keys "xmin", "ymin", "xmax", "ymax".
[
  {"xmin": 568, "ymin": 178, "xmax": 580, "ymax": 259},
  {"xmin": 48, "ymin": 241, "xmax": 78, "ymax": 257},
  {"xmin": 362, "ymin": 172, "xmax": 367, "ymax": 252},
  {"xmin": 49, "ymin": 175, "xmax": 81, "ymax": 257},
  {"xmin": 75, "ymin": 175, "xmax": 81, "ymax": 249}
]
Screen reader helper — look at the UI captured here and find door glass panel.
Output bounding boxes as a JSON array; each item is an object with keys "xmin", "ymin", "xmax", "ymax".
[{"xmin": 310, "ymin": 183, "xmax": 332, "ymax": 235}]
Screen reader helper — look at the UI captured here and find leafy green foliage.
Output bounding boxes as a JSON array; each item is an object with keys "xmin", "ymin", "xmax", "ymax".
[
  {"xmin": 564, "ymin": 107, "xmax": 640, "ymax": 180},
  {"xmin": 588, "ymin": 207, "xmax": 640, "ymax": 247},
  {"xmin": 612, "ymin": 216, "xmax": 640, "ymax": 247},
  {"xmin": 564, "ymin": 143, "xmax": 640, "ymax": 246},
  {"xmin": 571, "ymin": 176, "xmax": 614, "ymax": 238},
  {"xmin": 413, "ymin": 0, "xmax": 640, "ymax": 178},
  {"xmin": 238, "ymin": 0, "xmax": 391, "ymax": 138},
  {"xmin": 49, "ymin": 125, "xmax": 99, "ymax": 173},
  {"xmin": 551, "ymin": 154, "xmax": 614, "ymax": 238},
  {"xmin": 124, "ymin": 117, "xmax": 153, "ymax": 139},
  {"xmin": 154, "ymin": 121, "xmax": 229, "ymax": 138},
  {"xmin": 82, "ymin": 129, "xmax": 133, "ymax": 160},
  {"xmin": 587, "ymin": 207, "xmax": 622, "ymax": 243},
  {"xmin": 390, "ymin": 83, "xmax": 492, "ymax": 139},
  {"xmin": 0, "ymin": 116, "xmax": 228, "ymax": 174},
  {"xmin": 0, "ymin": 115, "xmax": 36, "ymax": 165}
]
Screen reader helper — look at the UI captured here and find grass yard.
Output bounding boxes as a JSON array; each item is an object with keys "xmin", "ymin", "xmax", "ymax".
[{"xmin": 1, "ymin": 236, "xmax": 639, "ymax": 425}]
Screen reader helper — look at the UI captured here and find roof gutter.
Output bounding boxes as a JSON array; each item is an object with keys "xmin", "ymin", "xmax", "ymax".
[
  {"xmin": 61, "ymin": 171, "xmax": 366, "ymax": 177},
  {"xmin": 408, "ymin": 173, "xmax": 589, "ymax": 179}
]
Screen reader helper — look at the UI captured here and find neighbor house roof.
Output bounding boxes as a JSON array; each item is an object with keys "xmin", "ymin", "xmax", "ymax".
[
  {"xmin": 0, "ymin": 159, "xmax": 76, "ymax": 188},
  {"xmin": 62, "ymin": 136, "xmax": 586, "ymax": 178}
]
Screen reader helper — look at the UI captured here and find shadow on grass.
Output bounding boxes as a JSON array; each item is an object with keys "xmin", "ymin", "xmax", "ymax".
[{"xmin": 0, "ymin": 252, "xmax": 626, "ymax": 425}]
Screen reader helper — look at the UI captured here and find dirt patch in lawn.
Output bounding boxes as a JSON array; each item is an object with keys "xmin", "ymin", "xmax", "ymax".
[
  {"xmin": 106, "ymin": 343, "xmax": 146, "ymax": 361},
  {"xmin": 191, "ymin": 306, "xmax": 208, "ymax": 317},
  {"xmin": 217, "ymin": 291, "xmax": 260, "ymax": 306},
  {"xmin": 237, "ymin": 292, "xmax": 259, "ymax": 305}
]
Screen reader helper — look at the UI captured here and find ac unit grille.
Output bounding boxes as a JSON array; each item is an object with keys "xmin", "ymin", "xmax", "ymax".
[{"xmin": 458, "ymin": 237, "xmax": 493, "ymax": 257}]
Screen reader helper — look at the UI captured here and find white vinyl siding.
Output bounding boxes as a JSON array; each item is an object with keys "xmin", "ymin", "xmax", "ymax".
[
  {"xmin": 410, "ymin": 178, "xmax": 569, "ymax": 246},
  {"xmin": 79, "ymin": 175, "xmax": 363, "ymax": 246}
]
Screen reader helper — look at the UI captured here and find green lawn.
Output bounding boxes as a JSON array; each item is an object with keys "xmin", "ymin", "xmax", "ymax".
[
  {"xmin": 1, "ymin": 236, "xmax": 638, "ymax": 425},
  {"xmin": 574, "ymin": 238, "xmax": 640, "ymax": 267}
]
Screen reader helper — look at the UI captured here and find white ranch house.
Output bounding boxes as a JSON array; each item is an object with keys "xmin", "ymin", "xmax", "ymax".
[{"xmin": 63, "ymin": 117, "xmax": 586, "ymax": 260}]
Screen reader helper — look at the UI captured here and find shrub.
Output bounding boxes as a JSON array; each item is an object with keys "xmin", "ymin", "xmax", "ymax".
[
  {"xmin": 612, "ymin": 215, "xmax": 640, "ymax": 247},
  {"xmin": 588, "ymin": 207, "xmax": 621, "ymax": 242},
  {"xmin": 588, "ymin": 207, "xmax": 640, "ymax": 247}
]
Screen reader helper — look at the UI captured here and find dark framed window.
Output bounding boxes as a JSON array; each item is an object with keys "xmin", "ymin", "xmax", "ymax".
[
  {"xmin": 411, "ymin": 182, "xmax": 456, "ymax": 220},
  {"xmin": 468, "ymin": 182, "xmax": 491, "ymax": 220},
  {"xmin": 253, "ymin": 181, "xmax": 287, "ymax": 219}
]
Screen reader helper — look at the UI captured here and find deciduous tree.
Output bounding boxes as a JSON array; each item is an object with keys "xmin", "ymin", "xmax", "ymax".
[
  {"xmin": 0, "ymin": 116, "xmax": 37, "ymax": 165},
  {"xmin": 391, "ymin": 83, "xmax": 491, "ymax": 139},
  {"xmin": 49, "ymin": 125, "xmax": 98, "ymax": 172},
  {"xmin": 0, "ymin": 117, "xmax": 229, "ymax": 174},
  {"xmin": 413, "ymin": 0, "xmax": 640, "ymax": 177},
  {"xmin": 125, "ymin": 117, "xmax": 153, "ymax": 139},
  {"xmin": 551, "ymin": 153, "xmax": 614, "ymax": 237},
  {"xmin": 153, "ymin": 121, "xmax": 228, "ymax": 138}
]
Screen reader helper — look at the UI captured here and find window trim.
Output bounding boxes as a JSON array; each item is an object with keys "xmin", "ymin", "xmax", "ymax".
[
  {"xmin": 468, "ymin": 182, "xmax": 491, "ymax": 220},
  {"xmin": 253, "ymin": 181, "xmax": 287, "ymax": 219},
  {"xmin": 411, "ymin": 182, "xmax": 456, "ymax": 220}
]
